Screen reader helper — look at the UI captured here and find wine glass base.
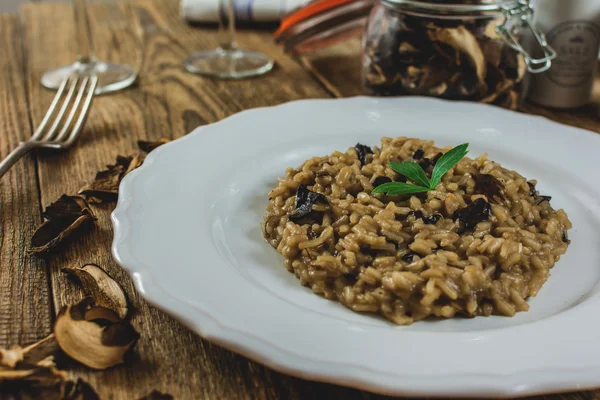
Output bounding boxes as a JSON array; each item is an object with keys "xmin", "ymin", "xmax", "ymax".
[
  {"xmin": 41, "ymin": 59, "xmax": 137, "ymax": 94},
  {"xmin": 184, "ymin": 48, "xmax": 274, "ymax": 79}
]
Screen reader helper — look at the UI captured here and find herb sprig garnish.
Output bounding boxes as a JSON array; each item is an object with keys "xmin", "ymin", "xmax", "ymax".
[{"xmin": 373, "ymin": 143, "xmax": 469, "ymax": 195}]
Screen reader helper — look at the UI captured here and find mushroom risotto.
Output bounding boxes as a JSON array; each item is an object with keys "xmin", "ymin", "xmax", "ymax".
[{"xmin": 262, "ymin": 137, "xmax": 571, "ymax": 325}]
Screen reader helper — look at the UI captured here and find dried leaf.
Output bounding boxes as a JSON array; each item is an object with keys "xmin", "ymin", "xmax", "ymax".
[
  {"xmin": 138, "ymin": 390, "xmax": 174, "ymax": 400},
  {"xmin": 79, "ymin": 155, "xmax": 145, "ymax": 203},
  {"xmin": 30, "ymin": 195, "xmax": 96, "ymax": 256},
  {"xmin": 63, "ymin": 264, "xmax": 129, "ymax": 319},
  {"xmin": 138, "ymin": 138, "xmax": 171, "ymax": 153},
  {"xmin": 54, "ymin": 299, "xmax": 139, "ymax": 370}
]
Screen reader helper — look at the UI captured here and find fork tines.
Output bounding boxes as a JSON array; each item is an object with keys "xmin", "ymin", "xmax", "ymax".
[{"xmin": 33, "ymin": 73, "xmax": 98, "ymax": 147}]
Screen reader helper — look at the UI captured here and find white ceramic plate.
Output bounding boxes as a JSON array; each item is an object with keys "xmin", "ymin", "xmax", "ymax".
[{"xmin": 112, "ymin": 97, "xmax": 600, "ymax": 398}]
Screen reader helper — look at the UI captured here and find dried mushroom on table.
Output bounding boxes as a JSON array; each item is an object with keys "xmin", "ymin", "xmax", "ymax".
[{"xmin": 362, "ymin": 2, "xmax": 526, "ymax": 109}]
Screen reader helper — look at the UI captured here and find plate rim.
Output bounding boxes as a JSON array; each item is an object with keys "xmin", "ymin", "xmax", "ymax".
[{"xmin": 112, "ymin": 96, "xmax": 600, "ymax": 398}]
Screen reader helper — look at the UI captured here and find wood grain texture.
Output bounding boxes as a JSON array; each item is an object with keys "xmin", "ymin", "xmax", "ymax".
[
  {"xmin": 0, "ymin": 14, "xmax": 52, "ymax": 349},
  {"xmin": 18, "ymin": 1, "xmax": 369, "ymax": 399},
  {"xmin": 0, "ymin": 1, "xmax": 596, "ymax": 399}
]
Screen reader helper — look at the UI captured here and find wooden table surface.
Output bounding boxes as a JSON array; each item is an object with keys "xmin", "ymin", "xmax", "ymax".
[{"xmin": 0, "ymin": 1, "xmax": 599, "ymax": 399}]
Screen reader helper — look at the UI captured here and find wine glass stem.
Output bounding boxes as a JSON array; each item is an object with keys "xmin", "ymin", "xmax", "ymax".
[
  {"xmin": 73, "ymin": 0, "xmax": 96, "ymax": 63},
  {"xmin": 219, "ymin": 0, "xmax": 238, "ymax": 51}
]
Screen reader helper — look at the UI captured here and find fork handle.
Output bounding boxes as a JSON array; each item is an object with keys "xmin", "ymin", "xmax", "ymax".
[{"xmin": 0, "ymin": 142, "xmax": 37, "ymax": 180}]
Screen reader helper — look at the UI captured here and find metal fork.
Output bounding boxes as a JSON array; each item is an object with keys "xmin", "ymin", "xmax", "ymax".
[{"xmin": 0, "ymin": 73, "xmax": 98, "ymax": 179}]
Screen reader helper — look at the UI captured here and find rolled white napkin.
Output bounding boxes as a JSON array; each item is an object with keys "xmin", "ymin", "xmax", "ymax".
[{"xmin": 181, "ymin": 0, "xmax": 311, "ymax": 23}]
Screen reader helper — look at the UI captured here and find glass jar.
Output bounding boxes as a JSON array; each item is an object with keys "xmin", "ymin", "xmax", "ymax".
[{"xmin": 361, "ymin": 0, "xmax": 556, "ymax": 109}]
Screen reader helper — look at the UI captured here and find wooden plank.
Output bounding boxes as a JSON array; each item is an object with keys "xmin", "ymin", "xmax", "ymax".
[
  {"xmin": 0, "ymin": 15, "xmax": 52, "ymax": 348},
  {"xmin": 300, "ymin": 39, "xmax": 600, "ymax": 134},
  {"xmin": 17, "ymin": 1, "xmax": 376, "ymax": 399}
]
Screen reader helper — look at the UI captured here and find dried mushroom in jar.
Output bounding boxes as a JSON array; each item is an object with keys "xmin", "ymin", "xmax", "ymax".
[{"xmin": 362, "ymin": 2, "xmax": 526, "ymax": 109}]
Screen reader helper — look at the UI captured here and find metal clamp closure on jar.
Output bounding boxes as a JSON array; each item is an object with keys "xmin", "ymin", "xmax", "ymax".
[
  {"xmin": 383, "ymin": 0, "xmax": 556, "ymax": 73},
  {"xmin": 497, "ymin": 1, "xmax": 556, "ymax": 73}
]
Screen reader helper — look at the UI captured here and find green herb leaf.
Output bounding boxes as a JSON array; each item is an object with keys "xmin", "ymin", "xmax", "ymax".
[
  {"xmin": 371, "ymin": 142, "xmax": 470, "ymax": 197},
  {"xmin": 389, "ymin": 161, "xmax": 431, "ymax": 188},
  {"xmin": 430, "ymin": 143, "xmax": 469, "ymax": 188},
  {"xmin": 372, "ymin": 182, "xmax": 431, "ymax": 195}
]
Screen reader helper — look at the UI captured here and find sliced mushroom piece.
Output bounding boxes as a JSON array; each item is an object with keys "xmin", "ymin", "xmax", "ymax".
[
  {"xmin": 63, "ymin": 264, "xmax": 128, "ymax": 319},
  {"xmin": 483, "ymin": 18, "xmax": 501, "ymax": 40},
  {"xmin": 428, "ymin": 82, "xmax": 448, "ymax": 96},
  {"xmin": 137, "ymin": 138, "xmax": 171, "ymax": 153},
  {"xmin": 481, "ymin": 38, "xmax": 504, "ymax": 68},
  {"xmin": 398, "ymin": 41, "xmax": 418, "ymax": 54},
  {"xmin": 289, "ymin": 184, "xmax": 327, "ymax": 222},
  {"xmin": 500, "ymin": 45, "xmax": 527, "ymax": 82},
  {"xmin": 0, "ymin": 335, "xmax": 65, "ymax": 385},
  {"xmin": 474, "ymin": 173, "xmax": 506, "ymax": 204},
  {"xmin": 427, "ymin": 25, "xmax": 487, "ymax": 86},
  {"xmin": 0, "ymin": 346, "xmax": 25, "ymax": 369},
  {"xmin": 493, "ymin": 90, "xmax": 520, "ymax": 110},
  {"xmin": 30, "ymin": 195, "xmax": 96, "ymax": 256},
  {"xmin": 354, "ymin": 143, "xmax": 374, "ymax": 166},
  {"xmin": 79, "ymin": 155, "xmax": 144, "ymax": 203},
  {"xmin": 0, "ymin": 334, "xmax": 58, "ymax": 370},
  {"xmin": 0, "ymin": 361, "xmax": 66, "ymax": 383},
  {"xmin": 454, "ymin": 198, "xmax": 492, "ymax": 230},
  {"xmin": 54, "ymin": 299, "xmax": 139, "ymax": 370},
  {"xmin": 481, "ymin": 63, "xmax": 515, "ymax": 104},
  {"xmin": 400, "ymin": 65, "xmax": 424, "ymax": 90}
]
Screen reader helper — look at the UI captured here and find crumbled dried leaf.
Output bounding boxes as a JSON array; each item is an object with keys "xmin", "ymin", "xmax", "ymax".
[
  {"xmin": 30, "ymin": 195, "xmax": 96, "ymax": 256},
  {"xmin": 138, "ymin": 390, "xmax": 174, "ymax": 400},
  {"xmin": 138, "ymin": 138, "xmax": 171, "ymax": 153},
  {"xmin": 63, "ymin": 264, "xmax": 128, "ymax": 319},
  {"xmin": 78, "ymin": 155, "xmax": 144, "ymax": 203},
  {"xmin": 54, "ymin": 299, "xmax": 139, "ymax": 370}
]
